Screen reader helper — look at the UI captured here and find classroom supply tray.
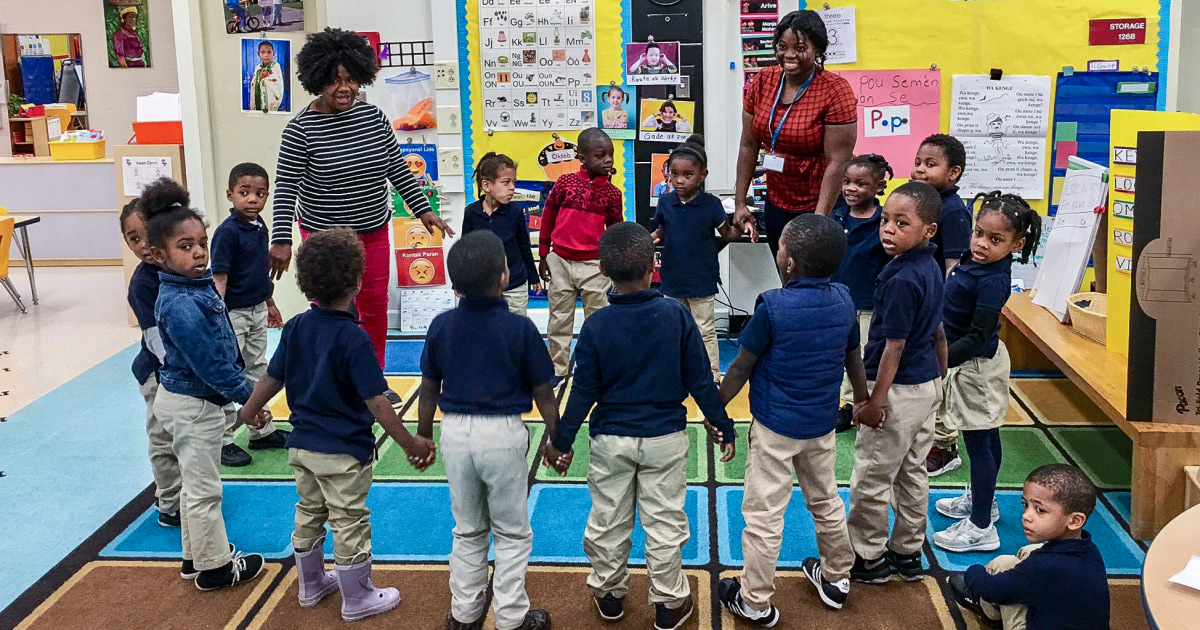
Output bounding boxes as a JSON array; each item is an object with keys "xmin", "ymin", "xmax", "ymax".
[
  {"xmin": 1067, "ymin": 292, "xmax": 1107, "ymax": 345},
  {"xmin": 48, "ymin": 139, "xmax": 106, "ymax": 161}
]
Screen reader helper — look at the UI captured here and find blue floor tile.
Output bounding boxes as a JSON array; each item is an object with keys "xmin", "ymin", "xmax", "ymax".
[{"xmin": 527, "ymin": 484, "xmax": 709, "ymax": 566}]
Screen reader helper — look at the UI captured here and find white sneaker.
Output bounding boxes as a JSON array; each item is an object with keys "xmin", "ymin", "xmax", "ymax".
[
  {"xmin": 933, "ymin": 518, "xmax": 1001, "ymax": 553},
  {"xmin": 935, "ymin": 488, "xmax": 1000, "ymax": 523}
]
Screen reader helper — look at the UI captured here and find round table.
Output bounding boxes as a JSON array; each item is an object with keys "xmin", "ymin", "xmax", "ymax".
[{"xmin": 1142, "ymin": 503, "xmax": 1200, "ymax": 629}]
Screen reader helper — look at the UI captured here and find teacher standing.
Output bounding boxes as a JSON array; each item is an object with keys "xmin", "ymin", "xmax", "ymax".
[
  {"xmin": 733, "ymin": 10, "xmax": 858, "ymax": 255},
  {"xmin": 270, "ymin": 28, "xmax": 453, "ymax": 396}
]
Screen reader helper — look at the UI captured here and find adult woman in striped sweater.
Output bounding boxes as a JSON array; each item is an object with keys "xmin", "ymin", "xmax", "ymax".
[{"xmin": 271, "ymin": 28, "xmax": 452, "ymax": 404}]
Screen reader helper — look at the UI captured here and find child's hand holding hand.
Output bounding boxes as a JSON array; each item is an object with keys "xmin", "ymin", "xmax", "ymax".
[
  {"xmin": 853, "ymin": 400, "xmax": 886, "ymax": 430},
  {"xmin": 702, "ymin": 420, "xmax": 724, "ymax": 444},
  {"xmin": 267, "ymin": 303, "xmax": 284, "ymax": 329},
  {"xmin": 530, "ymin": 282, "xmax": 543, "ymax": 294},
  {"xmin": 651, "ymin": 227, "xmax": 664, "ymax": 244},
  {"xmin": 541, "ymin": 444, "xmax": 572, "ymax": 476},
  {"xmin": 404, "ymin": 435, "xmax": 437, "ymax": 472}
]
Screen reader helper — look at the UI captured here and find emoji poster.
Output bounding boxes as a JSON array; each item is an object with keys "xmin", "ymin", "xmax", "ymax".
[
  {"xmin": 394, "ymin": 217, "xmax": 446, "ymax": 287},
  {"xmin": 477, "ymin": 0, "xmax": 597, "ymax": 131},
  {"xmin": 398, "ymin": 143, "xmax": 439, "ymax": 182}
]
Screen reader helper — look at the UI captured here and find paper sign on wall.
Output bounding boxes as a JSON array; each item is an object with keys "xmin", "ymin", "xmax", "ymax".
[
  {"xmin": 122, "ymin": 156, "xmax": 173, "ymax": 196},
  {"xmin": 816, "ymin": 7, "xmax": 857, "ymax": 65},
  {"xmin": 951, "ymin": 74, "xmax": 1052, "ymax": 199},
  {"xmin": 399, "ymin": 288, "xmax": 456, "ymax": 333},
  {"xmin": 835, "ymin": 69, "xmax": 941, "ymax": 173},
  {"xmin": 1089, "ymin": 18, "xmax": 1147, "ymax": 46}
]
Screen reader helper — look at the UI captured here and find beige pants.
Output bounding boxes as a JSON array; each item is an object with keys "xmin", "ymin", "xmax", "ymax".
[
  {"xmin": 155, "ymin": 388, "xmax": 232, "ymax": 571},
  {"xmin": 226, "ymin": 301, "xmax": 275, "ymax": 444},
  {"xmin": 840, "ymin": 310, "xmax": 874, "ymax": 403},
  {"xmin": 740, "ymin": 423, "xmax": 853, "ymax": 611},
  {"xmin": 289, "ymin": 448, "xmax": 373, "ymax": 565},
  {"xmin": 979, "ymin": 543, "xmax": 1042, "ymax": 629},
  {"xmin": 503, "ymin": 283, "xmax": 530, "ymax": 317},
  {"xmin": 941, "ymin": 342, "xmax": 1011, "ymax": 432},
  {"xmin": 848, "ymin": 378, "xmax": 942, "ymax": 559},
  {"xmin": 584, "ymin": 432, "xmax": 691, "ymax": 606},
  {"xmin": 546, "ymin": 252, "xmax": 610, "ymax": 377},
  {"xmin": 675, "ymin": 295, "xmax": 720, "ymax": 381},
  {"xmin": 140, "ymin": 374, "xmax": 182, "ymax": 515}
]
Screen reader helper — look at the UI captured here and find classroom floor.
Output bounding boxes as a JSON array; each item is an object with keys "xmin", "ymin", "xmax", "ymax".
[{"xmin": 0, "ymin": 273, "xmax": 1150, "ymax": 629}]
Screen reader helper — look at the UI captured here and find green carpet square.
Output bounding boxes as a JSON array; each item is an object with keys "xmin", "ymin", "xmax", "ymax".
[
  {"xmin": 222, "ymin": 423, "xmax": 386, "ymax": 480},
  {"xmin": 374, "ymin": 422, "xmax": 546, "ymax": 480},
  {"xmin": 534, "ymin": 424, "xmax": 709, "ymax": 482},
  {"xmin": 1048, "ymin": 427, "xmax": 1132, "ymax": 489},
  {"xmin": 714, "ymin": 423, "xmax": 856, "ymax": 484}
]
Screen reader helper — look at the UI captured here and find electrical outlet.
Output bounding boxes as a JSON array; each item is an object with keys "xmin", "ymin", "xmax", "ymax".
[
  {"xmin": 434, "ymin": 62, "xmax": 459, "ymax": 89},
  {"xmin": 437, "ymin": 106, "xmax": 462, "ymax": 133},
  {"xmin": 439, "ymin": 148, "xmax": 464, "ymax": 175}
]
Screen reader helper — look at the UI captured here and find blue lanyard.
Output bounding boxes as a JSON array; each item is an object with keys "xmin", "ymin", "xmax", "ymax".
[{"xmin": 768, "ymin": 71, "xmax": 815, "ymax": 153}]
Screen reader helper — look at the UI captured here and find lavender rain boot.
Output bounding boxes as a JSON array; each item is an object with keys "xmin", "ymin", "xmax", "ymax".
[
  {"xmin": 294, "ymin": 536, "xmax": 339, "ymax": 607},
  {"xmin": 335, "ymin": 555, "xmax": 400, "ymax": 621}
]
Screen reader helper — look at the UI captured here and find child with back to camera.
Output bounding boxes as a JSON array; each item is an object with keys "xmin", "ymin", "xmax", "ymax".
[
  {"xmin": 650, "ymin": 134, "xmax": 742, "ymax": 382},
  {"xmin": 830, "ymin": 154, "xmax": 894, "ymax": 432},
  {"xmin": 462, "ymin": 152, "xmax": 541, "ymax": 316},
  {"xmin": 239, "ymin": 228, "xmax": 434, "ymax": 621},
  {"xmin": 932, "ymin": 193, "xmax": 1042, "ymax": 554},
  {"xmin": 948, "ymin": 464, "xmax": 1109, "ymax": 630},
  {"xmin": 140, "ymin": 178, "xmax": 266, "ymax": 591}
]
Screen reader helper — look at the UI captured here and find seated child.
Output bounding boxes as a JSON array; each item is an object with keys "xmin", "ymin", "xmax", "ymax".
[
  {"xmin": 462, "ymin": 152, "xmax": 540, "ymax": 316},
  {"xmin": 716, "ymin": 214, "xmax": 868, "ymax": 624},
  {"xmin": 140, "ymin": 178, "xmax": 265, "ymax": 590},
  {"xmin": 239, "ymin": 228, "xmax": 434, "ymax": 621},
  {"xmin": 933, "ymin": 193, "xmax": 1043, "ymax": 554},
  {"xmin": 545, "ymin": 222, "xmax": 736, "ymax": 630},
  {"xmin": 211, "ymin": 162, "xmax": 288, "ymax": 467},
  {"xmin": 420, "ymin": 230, "xmax": 560, "ymax": 630},
  {"xmin": 948, "ymin": 464, "xmax": 1109, "ymax": 630},
  {"xmin": 911, "ymin": 133, "xmax": 973, "ymax": 476},
  {"xmin": 651, "ymin": 135, "xmax": 741, "ymax": 381},
  {"xmin": 847, "ymin": 182, "xmax": 948, "ymax": 584}
]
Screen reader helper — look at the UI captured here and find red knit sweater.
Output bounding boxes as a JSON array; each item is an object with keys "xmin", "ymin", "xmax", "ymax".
[{"xmin": 538, "ymin": 168, "xmax": 624, "ymax": 261}]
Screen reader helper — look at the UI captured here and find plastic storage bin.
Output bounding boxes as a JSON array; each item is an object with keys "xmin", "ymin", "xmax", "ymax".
[
  {"xmin": 49, "ymin": 139, "xmax": 106, "ymax": 161},
  {"xmin": 131, "ymin": 121, "xmax": 184, "ymax": 145}
]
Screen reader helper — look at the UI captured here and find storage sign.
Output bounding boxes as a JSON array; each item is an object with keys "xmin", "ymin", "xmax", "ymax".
[{"xmin": 1089, "ymin": 19, "xmax": 1147, "ymax": 46}]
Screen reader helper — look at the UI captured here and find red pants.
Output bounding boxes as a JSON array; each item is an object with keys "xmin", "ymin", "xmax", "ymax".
[{"xmin": 300, "ymin": 225, "xmax": 390, "ymax": 367}]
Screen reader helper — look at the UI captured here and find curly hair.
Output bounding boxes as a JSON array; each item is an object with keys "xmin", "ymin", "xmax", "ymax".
[
  {"xmin": 972, "ymin": 191, "xmax": 1044, "ymax": 264},
  {"xmin": 1026, "ymin": 464, "xmax": 1097, "ymax": 518},
  {"xmin": 598, "ymin": 222, "xmax": 654, "ymax": 284},
  {"xmin": 889, "ymin": 181, "xmax": 943, "ymax": 225},
  {"xmin": 295, "ymin": 228, "xmax": 364, "ymax": 305},
  {"xmin": 138, "ymin": 178, "xmax": 204, "ymax": 249},
  {"xmin": 774, "ymin": 10, "xmax": 829, "ymax": 67},
  {"xmin": 473, "ymin": 152, "xmax": 517, "ymax": 197},
  {"xmin": 295, "ymin": 27, "xmax": 379, "ymax": 95},
  {"xmin": 919, "ymin": 134, "xmax": 968, "ymax": 178}
]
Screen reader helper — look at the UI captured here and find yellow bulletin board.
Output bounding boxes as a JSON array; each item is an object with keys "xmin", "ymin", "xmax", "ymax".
[{"xmin": 816, "ymin": 0, "xmax": 1166, "ymax": 215}]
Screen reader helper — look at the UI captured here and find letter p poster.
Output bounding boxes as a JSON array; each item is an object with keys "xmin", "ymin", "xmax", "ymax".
[{"xmin": 834, "ymin": 69, "xmax": 941, "ymax": 171}]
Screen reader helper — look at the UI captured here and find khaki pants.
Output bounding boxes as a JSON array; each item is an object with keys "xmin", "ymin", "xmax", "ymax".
[
  {"xmin": 441, "ymin": 414, "xmax": 533, "ymax": 630},
  {"xmin": 675, "ymin": 295, "xmax": 720, "ymax": 382},
  {"xmin": 584, "ymin": 432, "xmax": 690, "ymax": 606},
  {"xmin": 140, "ymin": 374, "xmax": 181, "ymax": 515},
  {"xmin": 848, "ymin": 378, "xmax": 942, "ymax": 559},
  {"xmin": 226, "ymin": 301, "xmax": 276, "ymax": 444},
  {"xmin": 289, "ymin": 448, "xmax": 373, "ymax": 565},
  {"xmin": 840, "ymin": 310, "xmax": 873, "ymax": 403},
  {"xmin": 546, "ymin": 252, "xmax": 610, "ymax": 377},
  {"xmin": 941, "ymin": 342, "xmax": 1011, "ymax": 432},
  {"xmin": 503, "ymin": 283, "xmax": 530, "ymax": 317},
  {"xmin": 740, "ymin": 423, "xmax": 853, "ymax": 611},
  {"xmin": 979, "ymin": 543, "xmax": 1041, "ymax": 629},
  {"xmin": 155, "ymin": 388, "xmax": 232, "ymax": 571}
]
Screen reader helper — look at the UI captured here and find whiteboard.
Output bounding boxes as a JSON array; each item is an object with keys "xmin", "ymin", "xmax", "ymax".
[{"xmin": 1031, "ymin": 156, "xmax": 1109, "ymax": 321}]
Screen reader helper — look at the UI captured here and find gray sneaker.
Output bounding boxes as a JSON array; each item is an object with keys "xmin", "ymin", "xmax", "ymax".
[{"xmin": 935, "ymin": 487, "xmax": 1000, "ymax": 523}]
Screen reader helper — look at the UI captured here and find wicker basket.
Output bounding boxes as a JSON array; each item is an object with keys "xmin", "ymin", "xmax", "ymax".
[{"xmin": 1067, "ymin": 292, "xmax": 1107, "ymax": 345}]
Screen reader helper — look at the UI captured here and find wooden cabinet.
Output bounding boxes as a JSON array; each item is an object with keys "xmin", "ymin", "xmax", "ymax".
[{"xmin": 9, "ymin": 116, "xmax": 50, "ymax": 157}]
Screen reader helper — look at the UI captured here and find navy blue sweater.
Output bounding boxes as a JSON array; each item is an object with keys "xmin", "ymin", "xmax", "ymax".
[
  {"xmin": 964, "ymin": 532, "xmax": 1109, "ymax": 630},
  {"xmin": 553, "ymin": 289, "xmax": 734, "ymax": 451}
]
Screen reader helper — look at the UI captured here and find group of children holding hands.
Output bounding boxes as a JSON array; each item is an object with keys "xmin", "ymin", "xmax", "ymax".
[{"xmin": 119, "ymin": 126, "xmax": 1108, "ymax": 630}]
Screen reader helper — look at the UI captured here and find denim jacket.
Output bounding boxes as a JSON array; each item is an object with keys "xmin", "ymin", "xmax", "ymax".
[{"xmin": 155, "ymin": 269, "xmax": 253, "ymax": 406}]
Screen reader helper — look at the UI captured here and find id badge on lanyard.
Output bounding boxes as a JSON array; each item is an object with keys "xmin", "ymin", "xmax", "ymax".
[{"xmin": 764, "ymin": 72, "xmax": 814, "ymax": 173}]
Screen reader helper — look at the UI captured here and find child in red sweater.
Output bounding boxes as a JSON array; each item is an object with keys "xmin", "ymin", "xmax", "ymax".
[{"xmin": 538, "ymin": 128, "xmax": 624, "ymax": 383}]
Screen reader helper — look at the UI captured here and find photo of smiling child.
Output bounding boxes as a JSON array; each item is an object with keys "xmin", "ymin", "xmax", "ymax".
[
  {"xmin": 596, "ymin": 84, "xmax": 636, "ymax": 139},
  {"xmin": 625, "ymin": 41, "xmax": 681, "ymax": 85},
  {"xmin": 639, "ymin": 99, "xmax": 694, "ymax": 142},
  {"xmin": 241, "ymin": 38, "xmax": 290, "ymax": 113}
]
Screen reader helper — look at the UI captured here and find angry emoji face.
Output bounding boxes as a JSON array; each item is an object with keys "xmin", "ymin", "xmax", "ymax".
[{"xmin": 409, "ymin": 258, "xmax": 436, "ymax": 285}]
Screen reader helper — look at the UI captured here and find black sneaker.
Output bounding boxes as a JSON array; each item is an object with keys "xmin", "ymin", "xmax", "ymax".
[
  {"xmin": 445, "ymin": 613, "xmax": 484, "ymax": 630},
  {"xmin": 515, "ymin": 609, "xmax": 551, "ymax": 630},
  {"xmin": 195, "ymin": 552, "xmax": 265, "ymax": 591},
  {"xmin": 801, "ymin": 557, "xmax": 850, "ymax": 610},
  {"xmin": 594, "ymin": 593, "xmax": 624, "ymax": 622},
  {"xmin": 886, "ymin": 549, "xmax": 925, "ymax": 581},
  {"xmin": 221, "ymin": 443, "xmax": 252, "ymax": 467},
  {"xmin": 384, "ymin": 388, "xmax": 405, "ymax": 410},
  {"xmin": 158, "ymin": 510, "xmax": 180, "ymax": 528},
  {"xmin": 850, "ymin": 555, "xmax": 892, "ymax": 584},
  {"xmin": 654, "ymin": 597, "xmax": 694, "ymax": 630},
  {"xmin": 835, "ymin": 403, "xmax": 854, "ymax": 433},
  {"xmin": 948, "ymin": 573, "xmax": 1002, "ymax": 628},
  {"xmin": 180, "ymin": 558, "xmax": 199, "ymax": 580},
  {"xmin": 248, "ymin": 429, "xmax": 289, "ymax": 450},
  {"xmin": 926, "ymin": 444, "xmax": 962, "ymax": 477},
  {"xmin": 716, "ymin": 578, "xmax": 779, "ymax": 627}
]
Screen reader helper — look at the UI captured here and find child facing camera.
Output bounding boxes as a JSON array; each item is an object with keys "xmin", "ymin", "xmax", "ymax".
[{"xmin": 602, "ymin": 85, "xmax": 630, "ymax": 129}]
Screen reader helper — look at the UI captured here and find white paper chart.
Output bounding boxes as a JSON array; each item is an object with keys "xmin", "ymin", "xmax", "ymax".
[
  {"xmin": 478, "ymin": 0, "xmax": 597, "ymax": 132},
  {"xmin": 399, "ymin": 288, "xmax": 457, "ymax": 334},
  {"xmin": 1032, "ymin": 156, "xmax": 1108, "ymax": 321},
  {"xmin": 121, "ymin": 156, "xmax": 174, "ymax": 197},
  {"xmin": 951, "ymin": 74, "xmax": 1052, "ymax": 199}
]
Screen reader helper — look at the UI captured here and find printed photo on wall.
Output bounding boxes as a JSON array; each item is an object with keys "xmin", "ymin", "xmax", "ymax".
[
  {"xmin": 225, "ymin": 0, "xmax": 305, "ymax": 34},
  {"xmin": 597, "ymin": 83, "xmax": 635, "ymax": 139},
  {"xmin": 650, "ymin": 153, "xmax": 672, "ymax": 207},
  {"xmin": 105, "ymin": 0, "xmax": 151, "ymax": 68},
  {"xmin": 639, "ymin": 98, "xmax": 694, "ymax": 142},
  {"xmin": 625, "ymin": 41, "xmax": 680, "ymax": 85},
  {"xmin": 241, "ymin": 38, "xmax": 290, "ymax": 113}
]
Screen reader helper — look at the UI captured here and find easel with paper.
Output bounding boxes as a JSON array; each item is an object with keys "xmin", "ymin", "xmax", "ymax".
[{"xmin": 1032, "ymin": 156, "xmax": 1108, "ymax": 321}]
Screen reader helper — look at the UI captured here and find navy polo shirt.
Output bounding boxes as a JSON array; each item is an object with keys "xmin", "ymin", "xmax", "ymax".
[
  {"xmin": 421, "ymin": 297, "xmax": 554, "ymax": 415},
  {"xmin": 831, "ymin": 199, "xmax": 890, "ymax": 310},
  {"xmin": 462, "ymin": 200, "xmax": 538, "ymax": 291},
  {"xmin": 267, "ymin": 306, "xmax": 388, "ymax": 464},
  {"xmin": 933, "ymin": 186, "xmax": 972, "ymax": 266},
  {"xmin": 211, "ymin": 210, "xmax": 273, "ymax": 310},
  {"xmin": 943, "ymin": 254, "xmax": 1012, "ymax": 360},
  {"xmin": 128, "ymin": 261, "xmax": 162, "ymax": 384},
  {"xmin": 653, "ymin": 191, "xmax": 728, "ymax": 299},
  {"xmin": 863, "ymin": 243, "xmax": 944, "ymax": 384}
]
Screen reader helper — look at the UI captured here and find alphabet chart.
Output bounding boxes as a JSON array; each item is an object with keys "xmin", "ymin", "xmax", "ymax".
[{"xmin": 478, "ymin": 0, "xmax": 598, "ymax": 132}]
